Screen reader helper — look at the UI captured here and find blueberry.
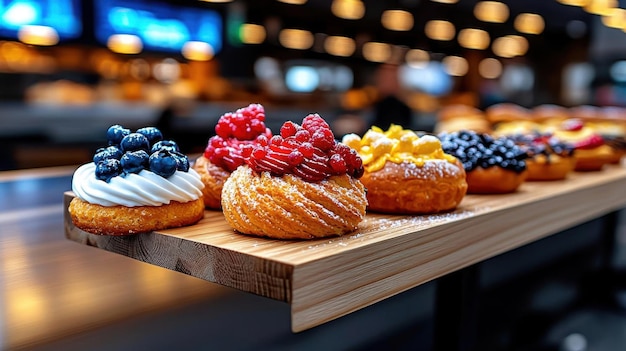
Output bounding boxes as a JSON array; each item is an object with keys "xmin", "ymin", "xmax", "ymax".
[
  {"xmin": 107, "ymin": 125, "xmax": 130, "ymax": 145},
  {"xmin": 151, "ymin": 140, "xmax": 180, "ymax": 154},
  {"xmin": 149, "ymin": 150, "xmax": 178, "ymax": 178},
  {"xmin": 136, "ymin": 127, "xmax": 163, "ymax": 145},
  {"xmin": 171, "ymin": 151, "xmax": 190, "ymax": 172},
  {"xmin": 120, "ymin": 133, "xmax": 150, "ymax": 152},
  {"xmin": 121, "ymin": 150, "xmax": 150, "ymax": 174},
  {"xmin": 95, "ymin": 159, "xmax": 122, "ymax": 182},
  {"xmin": 93, "ymin": 146, "xmax": 123, "ymax": 164}
]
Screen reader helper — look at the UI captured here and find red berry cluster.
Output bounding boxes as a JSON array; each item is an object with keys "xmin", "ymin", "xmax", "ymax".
[
  {"xmin": 574, "ymin": 134, "xmax": 604, "ymax": 150},
  {"xmin": 245, "ymin": 114, "xmax": 364, "ymax": 182},
  {"xmin": 204, "ymin": 104, "xmax": 272, "ymax": 172}
]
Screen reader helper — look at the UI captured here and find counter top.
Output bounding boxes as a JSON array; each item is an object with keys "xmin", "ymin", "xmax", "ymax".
[{"xmin": 64, "ymin": 162, "xmax": 626, "ymax": 332}]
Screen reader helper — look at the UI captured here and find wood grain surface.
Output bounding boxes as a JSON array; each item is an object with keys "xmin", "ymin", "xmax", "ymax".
[{"xmin": 64, "ymin": 164, "xmax": 626, "ymax": 332}]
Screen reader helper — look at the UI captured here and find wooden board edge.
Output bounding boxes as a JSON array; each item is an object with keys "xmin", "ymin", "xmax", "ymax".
[
  {"xmin": 288, "ymin": 178, "xmax": 626, "ymax": 332},
  {"xmin": 63, "ymin": 192, "xmax": 294, "ymax": 302}
]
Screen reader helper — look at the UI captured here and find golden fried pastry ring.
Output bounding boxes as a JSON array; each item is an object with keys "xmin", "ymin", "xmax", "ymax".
[
  {"xmin": 69, "ymin": 197, "xmax": 205, "ymax": 235},
  {"xmin": 466, "ymin": 167, "xmax": 528, "ymax": 194},
  {"xmin": 360, "ymin": 160, "xmax": 467, "ymax": 214},
  {"xmin": 526, "ymin": 155, "xmax": 576, "ymax": 181},
  {"xmin": 221, "ymin": 165, "xmax": 367, "ymax": 240}
]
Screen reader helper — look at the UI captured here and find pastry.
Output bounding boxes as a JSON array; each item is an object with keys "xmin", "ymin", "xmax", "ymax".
[
  {"xmin": 69, "ymin": 125, "xmax": 205, "ymax": 235},
  {"xmin": 553, "ymin": 118, "xmax": 614, "ymax": 171},
  {"xmin": 531, "ymin": 104, "xmax": 570, "ymax": 132},
  {"xmin": 342, "ymin": 125, "xmax": 467, "ymax": 214},
  {"xmin": 435, "ymin": 104, "xmax": 491, "ymax": 134},
  {"xmin": 512, "ymin": 133, "xmax": 576, "ymax": 181},
  {"xmin": 193, "ymin": 103, "xmax": 272, "ymax": 209},
  {"xmin": 221, "ymin": 114, "xmax": 367, "ymax": 240},
  {"xmin": 586, "ymin": 106, "xmax": 626, "ymax": 164},
  {"xmin": 439, "ymin": 130, "xmax": 529, "ymax": 194},
  {"xmin": 486, "ymin": 103, "xmax": 540, "ymax": 137}
]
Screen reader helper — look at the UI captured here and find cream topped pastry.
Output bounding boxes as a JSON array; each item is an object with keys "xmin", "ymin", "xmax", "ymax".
[
  {"xmin": 72, "ymin": 163, "xmax": 203, "ymax": 207},
  {"xmin": 68, "ymin": 125, "xmax": 205, "ymax": 235},
  {"xmin": 221, "ymin": 113, "xmax": 367, "ymax": 240},
  {"xmin": 343, "ymin": 124, "xmax": 467, "ymax": 214}
]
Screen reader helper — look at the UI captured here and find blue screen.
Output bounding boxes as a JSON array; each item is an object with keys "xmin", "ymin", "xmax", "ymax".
[
  {"xmin": 94, "ymin": 0, "xmax": 223, "ymax": 54},
  {"xmin": 0, "ymin": 0, "xmax": 81, "ymax": 39}
]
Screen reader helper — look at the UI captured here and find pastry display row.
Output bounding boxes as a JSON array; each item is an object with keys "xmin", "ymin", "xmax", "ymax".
[{"xmin": 68, "ymin": 103, "xmax": 625, "ymax": 240}]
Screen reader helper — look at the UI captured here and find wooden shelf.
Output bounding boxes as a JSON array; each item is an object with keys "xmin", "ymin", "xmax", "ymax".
[{"xmin": 64, "ymin": 164, "xmax": 626, "ymax": 332}]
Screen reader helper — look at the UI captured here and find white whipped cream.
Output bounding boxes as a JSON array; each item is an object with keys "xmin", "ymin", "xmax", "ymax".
[{"xmin": 72, "ymin": 163, "xmax": 204, "ymax": 207}]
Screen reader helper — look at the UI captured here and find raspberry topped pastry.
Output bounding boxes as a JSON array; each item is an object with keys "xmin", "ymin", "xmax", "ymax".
[
  {"xmin": 221, "ymin": 114, "xmax": 367, "ymax": 240},
  {"xmin": 553, "ymin": 118, "xmax": 614, "ymax": 171},
  {"xmin": 193, "ymin": 103, "xmax": 272, "ymax": 209},
  {"xmin": 69, "ymin": 125, "xmax": 205, "ymax": 235},
  {"xmin": 343, "ymin": 125, "xmax": 467, "ymax": 214}
]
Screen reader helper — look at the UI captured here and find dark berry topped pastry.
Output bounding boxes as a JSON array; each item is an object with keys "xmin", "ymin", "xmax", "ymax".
[
  {"xmin": 439, "ymin": 130, "xmax": 529, "ymax": 193},
  {"xmin": 510, "ymin": 133, "xmax": 576, "ymax": 181},
  {"xmin": 193, "ymin": 103, "xmax": 273, "ymax": 209},
  {"xmin": 68, "ymin": 125, "xmax": 205, "ymax": 236},
  {"xmin": 221, "ymin": 114, "xmax": 368, "ymax": 240}
]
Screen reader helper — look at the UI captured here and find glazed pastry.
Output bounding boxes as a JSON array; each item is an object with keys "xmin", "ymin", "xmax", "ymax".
[
  {"xmin": 221, "ymin": 114, "xmax": 367, "ymax": 240},
  {"xmin": 583, "ymin": 106, "xmax": 626, "ymax": 164},
  {"xmin": 435, "ymin": 104, "xmax": 491, "ymax": 134},
  {"xmin": 342, "ymin": 125, "xmax": 467, "ymax": 214},
  {"xmin": 193, "ymin": 103, "xmax": 272, "ymax": 209},
  {"xmin": 69, "ymin": 125, "xmax": 205, "ymax": 235},
  {"xmin": 553, "ymin": 119, "xmax": 614, "ymax": 171},
  {"xmin": 512, "ymin": 133, "xmax": 576, "ymax": 181},
  {"xmin": 439, "ymin": 130, "xmax": 529, "ymax": 194}
]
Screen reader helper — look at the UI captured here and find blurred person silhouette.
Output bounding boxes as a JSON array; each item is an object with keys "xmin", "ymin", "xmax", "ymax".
[{"xmin": 370, "ymin": 63, "xmax": 413, "ymax": 131}]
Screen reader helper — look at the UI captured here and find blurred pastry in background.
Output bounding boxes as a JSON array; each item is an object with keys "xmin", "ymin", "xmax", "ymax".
[
  {"xmin": 553, "ymin": 118, "xmax": 614, "ymax": 171},
  {"xmin": 531, "ymin": 104, "xmax": 570, "ymax": 133},
  {"xmin": 486, "ymin": 103, "xmax": 539, "ymax": 137},
  {"xmin": 434, "ymin": 104, "xmax": 491, "ymax": 134}
]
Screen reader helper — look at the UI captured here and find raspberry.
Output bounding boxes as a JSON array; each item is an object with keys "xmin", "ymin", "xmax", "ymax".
[
  {"xmin": 280, "ymin": 121, "xmax": 299, "ymax": 138},
  {"xmin": 574, "ymin": 134, "xmax": 604, "ymax": 150},
  {"xmin": 562, "ymin": 119, "xmax": 584, "ymax": 132},
  {"xmin": 204, "ymin": 104, "xmax": 271, "ymax": 171},
  {"xmin": 329, "ymin": 153, "xmax": 347, "ymax": 173},
  {"xmin": 245, "ymin": 114, "xmax": 363, "ymax": 181}
]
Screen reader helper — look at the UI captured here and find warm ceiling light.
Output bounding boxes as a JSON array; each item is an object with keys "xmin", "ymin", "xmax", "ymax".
[
  {"xmin": 331, "ymin": 0, "xmax": 365, "ymax": 20},
  {"xmin": 381, "ymin": 10, "xmax": 414, "ymax": 31},
  {"xmin": 492, "ymin": 35, "xmax": 528, "ymax": 58},
  {"xmin": 584, "ymin": 0, "xmax": 617, "ymax": 16},
  {"xmin": 107, "ymin": 34, "xmax": 142, "ymax": 54},
  {"xmin": 458, "ymin": 28, "xmax": 490, "ymax": 50},
  {"xmin": 240, "ymin": 23, "xmax": 266, "ymax": 44},
  {"xmin": 425, "ymin": 20, "xmax": 456, "ymax": 41},
  {"xmin": 478, "ymin": 58, "xmax": 502, "ymax": 78},
  {"xmin": 601, "ymin": 8, "xmax": 626, "ymax": 29},
  {"xmin": 17, "ymin": 25, "xmax": 59, "ymax": 46},
  {"xmin": 406, "ymin": 49, "xmax": 430, "ymax": 68},
  {"xmin": 182, "ymin": 41, "xmax": 214, "ymax": 61},
  {"xmin": 277, "ymin": 0, "xmax": 307, "ymax": 4},
  {"xmin": 556, "ymin": 0, "xmax": 590, "ymax": 5},
  {"xmin": 514, "ymin": 13, "xmax": 545, "ymax": 34},
  {"xmin": 362, "ymin": 42, "xmax": 392, "ymax": 63},
  {"xmin": 442, "ymin": 55, "xmax": 468, "ymax": 76},
  {"xmin": 430, "ymin": 0, "xmax": 459, "ymax": 3},
  {"xmin": 279, "ymin": 28, "xmax": 314, "ymax": 50},
  {"xmin": 324, "ymin": 36, "xmax": 356, "ymax": 57},
  {"xmin": 474, "ymin": 1, "xmax": 509, "ymax": 23}
]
